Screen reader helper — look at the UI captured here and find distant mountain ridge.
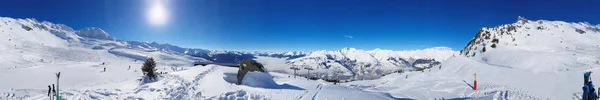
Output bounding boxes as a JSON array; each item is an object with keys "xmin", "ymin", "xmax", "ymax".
[{"xmin": 1, "ymin": 17, "xmax": 457, "ymax": 80}]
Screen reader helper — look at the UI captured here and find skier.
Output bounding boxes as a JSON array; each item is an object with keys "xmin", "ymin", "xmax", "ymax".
[
  {"xmin": 103, "ymin": 67, "xmax": 106, "ymax": 72},
  {"xmin": 582, "ymin": 71, "xmax": 599, "ymax": 100},
  {"xmin": 102, "ymin": 62, "xmax": 105, "ymax": 65},
  {"xmin": 128, "ymin": 66, "xmax": 131, "ymax": 70},
  {"xmin": 47, "ymin": 85, "xmax": 51, "ymax": 99}
]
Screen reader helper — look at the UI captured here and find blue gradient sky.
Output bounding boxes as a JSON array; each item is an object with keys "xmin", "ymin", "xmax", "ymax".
[{"xmin": 1, "ymin": 0, "xmax": 598, "ymax": 51}]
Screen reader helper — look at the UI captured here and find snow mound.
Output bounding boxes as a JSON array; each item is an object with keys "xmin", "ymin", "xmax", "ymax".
[
  {"xmin": 241, "ymin": 72, "xmax": 278, "ymax": 88},
  {"xmin": 212, "ymin": 90, "xmax": 269, "ymax": 100},
  {"xmin": 76, "ymin": 27, "xmax": 115, "ymax": 40}
]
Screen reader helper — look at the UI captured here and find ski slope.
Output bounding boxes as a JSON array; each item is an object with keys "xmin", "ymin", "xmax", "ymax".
[
  {"xmin": 1, "ymin": 64, "xmax": 399, "ymax": 100},
  {"xmin": 344, "ymin": 55, "xmax": 600, "ymax": 100},
  {"xmin": 2, "ymin": 16, "xmax": 600, "ymax": 99},
  {"xmin": 461, "ymin": 16, "xmax": 600, "ymax": 72}
]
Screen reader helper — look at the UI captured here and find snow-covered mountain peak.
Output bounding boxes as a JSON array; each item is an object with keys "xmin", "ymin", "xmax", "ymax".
[
  {"xmin": 285, "ymin": 47, "xmax": 457, "ymax": 80},
  {"xmin": 76, "ymin": 27, "xmax": 115, "ymax": 40},
  {"xmin": 516, "ymin": 16, "xmax": 529, "ymax": 24},
  {"xmin": 460, "ymin": 17, "xmax": 600, "ymax": 72},
  {"xmin": 423, "ymin": 46, "xmax": 453, "ymax": 51}
]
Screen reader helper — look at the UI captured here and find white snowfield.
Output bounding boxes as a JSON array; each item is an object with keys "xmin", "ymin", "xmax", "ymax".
[
  {"xmin": 285, "ymin": 47, "xmax": 457, "ymax": 80},
  {"xmin": 461, "ymin": 16, "xmax": 600, "ymax": 73},
  {"xmin": 2, "ymin": 16, "xmax": 600, "ymax": 100}
]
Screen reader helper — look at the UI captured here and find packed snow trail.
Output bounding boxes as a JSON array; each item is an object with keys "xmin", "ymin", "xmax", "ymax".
[
  {"xmin": 343, "ymin": 56, "xmax": 600, "ymax": 99},
  {"xmin": 136, "ymin": 65, "xmax": 217, "ymax": 99}
]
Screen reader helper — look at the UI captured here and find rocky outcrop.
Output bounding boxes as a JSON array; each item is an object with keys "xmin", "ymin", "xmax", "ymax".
[{"xmin": 236, "ymin": 59, "xmax": 266, "ymax": 84}]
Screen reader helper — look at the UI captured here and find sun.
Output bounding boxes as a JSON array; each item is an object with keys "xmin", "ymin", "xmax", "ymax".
[{"xmin": 147, "ymin": 0, "xmax": 169, "ymax": 26}]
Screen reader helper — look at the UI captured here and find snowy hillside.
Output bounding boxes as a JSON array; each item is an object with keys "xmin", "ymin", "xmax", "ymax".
[
  {"xmin": 0, "ymin": 17, "xmax": 454, "ymax": 99},
  {"xmin": 3, "ymin": 16, "xmax": 599, "ymax": 100},
  {"xmin": 278, "ymin": 47, "xmax": 456, "ymax": 80},
  {"xmin": 460, "ymin": 16, "xmax": 600, "ymax": 72},
  {"xmin": 0, "ymin": 17, "xmax": 388, "ymax": 99},
  {"xmin": 76, "ymin": 27, "xmax": 115, "ymax": 40},
  {"xmin": 0, "ymin": 17, "xmax": 209, "ymax": 70}
]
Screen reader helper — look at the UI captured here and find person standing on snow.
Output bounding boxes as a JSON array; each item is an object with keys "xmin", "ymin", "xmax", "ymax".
[
  {"xmin": 583, "ymin": 71, "xmax": 599, "ymax": 100},
  {"xmin": 103, "ymin": 67, "xmax": 106, "ymax": 72},
  {"xmin": 47, "ymin": 85, "xmax": 51, "ymax": 99},
  {"xmin": 128, "ymin": 66, "xmax": 131, "ymax": 70}
]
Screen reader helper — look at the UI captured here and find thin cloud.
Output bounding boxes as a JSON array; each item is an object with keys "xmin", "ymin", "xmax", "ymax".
[{"xmin": 344, "ymin": 35, "xmax": 354, "ymax": 39}]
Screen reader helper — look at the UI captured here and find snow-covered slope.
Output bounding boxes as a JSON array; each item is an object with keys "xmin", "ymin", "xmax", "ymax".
[
  {"xmin": 0, "ymin": 17, "xmax": 421, "ymax": 100},
  {"xmin": 460, "ymin": 16, "xmax": 600, "ymax": 72},
  {"xmin": 1, "ymin": 64, "xmax": 402, "ymax": 100},
  {"xmin": 279, "ymin": 47, "xmax": 457, "ymax": 80},
  {"xmin": 0, "ymin": 17, "xmax": 208, "ymax": 70},
  {"xmin": 4, "ymin": 16, "xmax": 598, "ymax": 100},
  {"xmin": 76, "ymin": 27, "xmax": 115, "ymax": 40}
]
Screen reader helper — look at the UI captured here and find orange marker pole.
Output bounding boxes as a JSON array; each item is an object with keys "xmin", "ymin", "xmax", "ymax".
[{"xmin": 474, "ymin": 73, "xmax": 477, "ymax": 90}]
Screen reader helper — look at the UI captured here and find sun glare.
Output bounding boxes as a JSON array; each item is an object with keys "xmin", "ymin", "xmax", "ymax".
[{"xmin": 147, "ymin": 0, "xmax": 169, "ymax": 26}]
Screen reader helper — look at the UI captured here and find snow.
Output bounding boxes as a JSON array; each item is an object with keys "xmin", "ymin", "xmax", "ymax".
[
  {"xmin": 241, "ymin": 72, "xmax": 279, "ymax": 88},
  {"xmin": 284, "ymin": 47, "xmax": 457, "ymax": 80},
  {"xmin": 2, "ymin": 16, "xmax": 600, "ymax": 100},
  {"xmin": 461, "ymin": 17, "xmax": 600, "ymax": 72},
  {"xmin": 75, "ymin": 27, "xmax": 115, "ymax": 40}
]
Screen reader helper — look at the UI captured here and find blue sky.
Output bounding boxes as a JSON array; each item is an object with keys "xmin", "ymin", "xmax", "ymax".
[{"xmin": 1, "ymin": 0, "xmax": 599, "ymax": 51}]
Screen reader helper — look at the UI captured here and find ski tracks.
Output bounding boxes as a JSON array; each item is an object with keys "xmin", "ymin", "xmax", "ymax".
[
  {"xmin": 469, "ymin": 84, "xmax": 545, "ymax": 100},
  {"xmin": 311, "ymin": 84, "xmax": 324, "ymax": 100},
  {"xmin": 2, "ymin": 66, "xmax": 220, "ymax": 100},
  {"xmin": 211, "ymin": 90, "xmax": 269, "ymax": 100},
  {"xmin": 156, "ymin": 66, "xmax": 217, "ymax": 99},
  {"xmin": 297, "ymin": 84, "xmax": 324, "ymax": 100}
]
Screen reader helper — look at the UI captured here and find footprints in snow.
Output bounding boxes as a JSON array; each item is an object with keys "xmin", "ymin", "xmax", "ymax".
[
  {"xmin": 212, "ymin": 90, "xmax": 267, "ymax": 100},
  {"xmin": 134, "ymin": 66, "xmax": 218, "ymax": 99},
  {"xmin": 470, "ymin": 84, "xmax": 544, "ymax": 100}
]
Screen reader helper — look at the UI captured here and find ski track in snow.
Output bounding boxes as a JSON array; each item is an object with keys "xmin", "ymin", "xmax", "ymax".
[
  {"xmin": 469, "ymin": 84, "xmax": 545, "ymax": 100},
  {"xmin": 310, "ymin": 84, "xmax": 323, "ymax": 100},
  {"xmin": 0, "ymin": 66, "xmax": 218, "ymax": 100},
  {"xmin": 160, "ymin": 65, "xmax": 217, "ymax": 99}
]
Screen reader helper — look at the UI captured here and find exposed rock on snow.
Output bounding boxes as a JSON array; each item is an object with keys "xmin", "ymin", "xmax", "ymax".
[{"xmin": 237, "ymin": 59, "xmax": 266, "ymax": 84}]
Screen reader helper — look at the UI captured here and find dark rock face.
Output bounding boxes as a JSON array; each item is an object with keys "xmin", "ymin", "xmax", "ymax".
[{"xmin": 237, "ymin": 59, "xmax": 266, "ymax": 84}]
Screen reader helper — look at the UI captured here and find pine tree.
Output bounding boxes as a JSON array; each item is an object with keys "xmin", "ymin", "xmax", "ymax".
[{"xmin": 142, "ymin": 57, "xmax": 157, "ymax": 80}]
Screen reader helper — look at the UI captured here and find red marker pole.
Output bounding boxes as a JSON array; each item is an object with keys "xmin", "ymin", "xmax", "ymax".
[{"xmin": 473, "ymin": 73, "xmax": 477, "ymax": 90}]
